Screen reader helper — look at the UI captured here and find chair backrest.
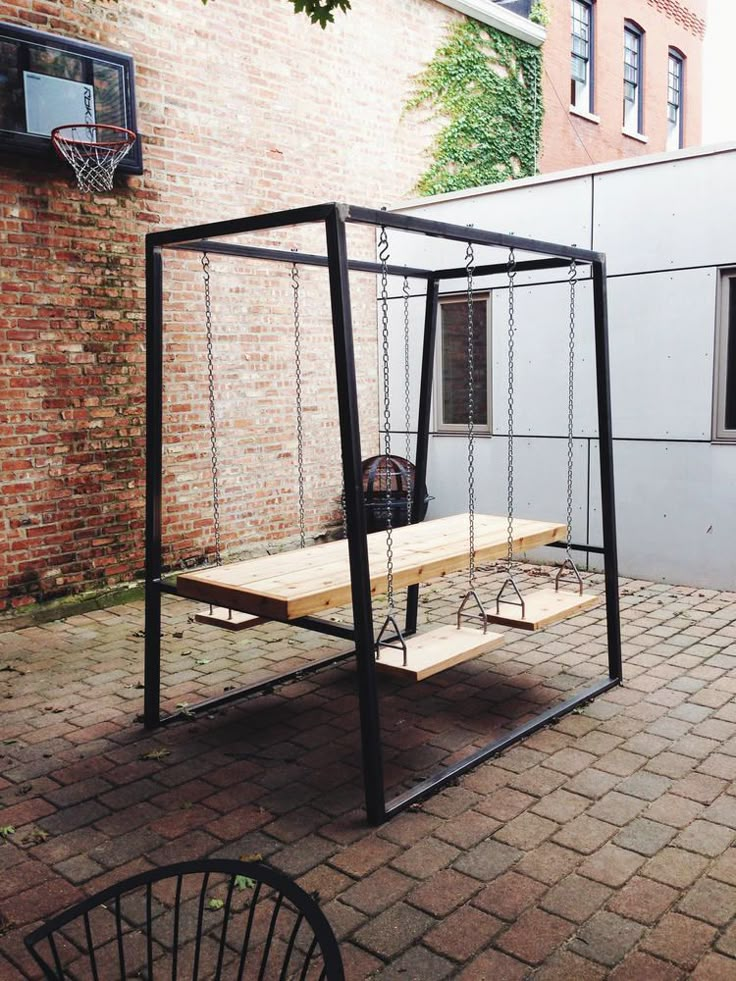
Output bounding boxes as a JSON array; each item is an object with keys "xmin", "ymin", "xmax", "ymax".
[{"xmin": 24, "ymin": 859, "xmax": 345, "ymax": 980}]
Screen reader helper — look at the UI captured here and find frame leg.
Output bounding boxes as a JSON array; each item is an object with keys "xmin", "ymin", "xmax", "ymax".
[
  {"xmin": 143, "ymin": 583, "xmax": 161, "ymax": 728},
  {"xmin": 144, "ymin": 244, "xmax": 164, "ymax": 728},
  {"xmin": 326, "ymin": 206, "xmax": 385, "ymax": 825},
  {"xmin": 592, "ymin": 259, "xmax": 623, "ymax": 683}
]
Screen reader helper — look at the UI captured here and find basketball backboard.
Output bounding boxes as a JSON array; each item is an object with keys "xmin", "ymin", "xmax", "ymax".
[{"xmin": 0, "ymin": 21, "xmax": 142, "ymax": 175}]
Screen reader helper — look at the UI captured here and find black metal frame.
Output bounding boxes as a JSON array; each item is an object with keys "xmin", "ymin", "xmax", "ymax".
[{"xmin": 144, "ymin": 202, "xmax": 622, "ymax": 825}]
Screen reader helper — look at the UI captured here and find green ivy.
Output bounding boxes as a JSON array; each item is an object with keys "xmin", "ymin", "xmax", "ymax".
[
  {"xmin": 406, "ymin": 19, "xmax": 544, "ymax": 196},
  {"xmin": 530, "ymin": 1, "xmax": 550, "ymax": 27}
]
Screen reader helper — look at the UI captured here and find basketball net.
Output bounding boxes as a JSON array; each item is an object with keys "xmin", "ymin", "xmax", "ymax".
[{"xmin": 51, "ymin": 124, "xmax": 137, "ymax": 193}]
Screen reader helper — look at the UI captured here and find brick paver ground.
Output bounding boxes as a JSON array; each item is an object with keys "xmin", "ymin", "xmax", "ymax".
[{"xmin": 2, "ymin": 564, "xmax": 736, "ymax": 978}]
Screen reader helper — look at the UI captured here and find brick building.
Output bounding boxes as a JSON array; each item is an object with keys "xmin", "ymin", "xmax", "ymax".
[
  {"xmin": 536, "ymin": 0, "xmax": 706, "ymax": 171},
  {"xmin": 1, "ymin": 0, "xmax": 541, "ymax": 616},
  {"xmin": 0, "ymin": 0, "xmax": 708, "ymax": 616}
]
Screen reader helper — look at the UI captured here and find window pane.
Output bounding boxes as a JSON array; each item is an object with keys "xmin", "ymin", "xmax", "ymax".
[
  {"xmin": 571, "ymin": 54, "xmax": 587, "ymax": 83},
  {"xmin": 570, "ymin": 1, "xmax": 592, "ymax": 110},
  {"xmin": 572, "ymin": 35, "xmax": 588, "ymax": 58},
  {"xmin": 668, "ymin": 54, "xmax": 682, "ymax": 109},
  {"xmin": 623, "ymin": 27, "xmax": 642, "ymax": 129},
  {"xmin": 624, "ymin": 31, "xmax": 639, "ymax": 69},
  {"xmin": 667, "ymin": 52, "xmax": 683, "ymax": 150},
  {"xmin": 726, "ymin": 280, "xmax": 736, "ymax": 431},
  {"xmin": 571, "ymin": 3, "xmax": 589, "ymax": 58},
  {"xmin": 571, "ymin": 0, "xmax": 589, "ymax": 33},
  {"xmin": 441, "ymin": 301, "xmax": 488, "ymax": 427}
]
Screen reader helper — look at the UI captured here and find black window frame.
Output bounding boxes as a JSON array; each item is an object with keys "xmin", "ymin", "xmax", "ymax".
[
  {"xmin": 435, "ymin": 293, "xmax": 492, "ymax": 435},
  {"xmin": 570, "ymin": 0, "xmax": 594, "ymax": 113},
  {"xmin": 714, "ymin": 270, "xmax": 736, "ymax": 442},
  {"xmin": 0, "ymin": 21, "xmax": 142, "ymax": 174},
  {"xmin": 623, "ymin": 22, "xmax": 644, "ymax": 135},
  {"xmin": 667, "ymin": 48, "xmax": 685, "ymax": 150}
]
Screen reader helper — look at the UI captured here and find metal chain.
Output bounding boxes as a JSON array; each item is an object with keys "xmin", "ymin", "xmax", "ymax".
[
  {"xmin": 402, "ymin": 275, "xmax": 413, "ymax": 522},
  {"xmin": 378, "ymin": 227, "xmax": 395, "ymax": 610},
  {"xmin": 291, "ymin": 262, "xmax": 306, "ymax": 549},
  {"xmin": 340, "ymin": 477, "xmax": 348, "ymax": 539},
  {"xmin": 566, "ymin": 259, "xmax": 577, "ymax": 550},
  {"xmin": 465, "ymin": 243, "xmax": 476, "ymax": 586},
  {"xmin": 505, "ymin": 248, "xmax": 517, "ymax": 571},
  {"xmin": 202, "ymin": 252, "xmax": 222, "ymax": 568}
]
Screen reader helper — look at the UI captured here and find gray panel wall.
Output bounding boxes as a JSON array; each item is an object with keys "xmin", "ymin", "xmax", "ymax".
[{"xmin": 390, "ymin": 148, "xmax": 736, "ymax": 589}]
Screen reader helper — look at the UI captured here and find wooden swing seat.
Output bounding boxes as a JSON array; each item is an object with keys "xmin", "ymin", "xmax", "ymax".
[
  {"xmin": 375, "ymin": 623, "xmax": 506, "ymax": 681},
  {"xmin": 193, "ymin": 607, "xmax": 267, "ymax": 631},
  {"xmin": 177, "ymin": 513, "xmax": 566, "ymax": 620},
  {"xmin": 486, "ymin": 587, "xmax": 599, "ymax": 631}
]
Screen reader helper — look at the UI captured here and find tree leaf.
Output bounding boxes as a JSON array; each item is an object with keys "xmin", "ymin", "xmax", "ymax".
[{"xmin": 289, "ymin": 0, "xmax": 351, "ymax": 28}]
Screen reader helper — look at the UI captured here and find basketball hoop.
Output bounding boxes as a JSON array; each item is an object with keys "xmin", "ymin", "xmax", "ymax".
[{"xmin": 51, "ymin": 123, "xmax": 137, "ymax": 193}]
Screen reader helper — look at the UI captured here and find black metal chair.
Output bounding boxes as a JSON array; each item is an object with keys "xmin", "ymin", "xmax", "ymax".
[{"xmin": 24, "ymin": 859, "xmax": 344, "ymax": 980}]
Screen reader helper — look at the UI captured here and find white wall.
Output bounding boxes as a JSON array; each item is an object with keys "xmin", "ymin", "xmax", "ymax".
[{"xmin": 387, "ymin": 146, "xmax": 736, "ymax": 589}]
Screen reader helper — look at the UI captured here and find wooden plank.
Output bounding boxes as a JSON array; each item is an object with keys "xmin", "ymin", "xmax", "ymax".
[
  {"xmin": 486, "ymin": 588, "xmax": 600, "ymax": 631},
  {"xmin": 375, "ymin": 624, "xmax": 506, "ymax": 681},
  {"xmin": 193, "ymin": 608, "xmax": 266, "ymax": 631},
  {"xmin": 265, "ymin": 516, "xmax": 566, "ymax": 619},
  {"xmin": 176, "ymin": 513, "xmax": 567, "ymax": 621}
]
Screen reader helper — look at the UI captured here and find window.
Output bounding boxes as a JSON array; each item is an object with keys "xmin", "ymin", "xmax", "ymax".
[
  {"xmin": 623, "ymin": 23, "xmax": 644, "ymax": 134},
  {"xmin": 667, "ymin": 50, "xmax": 684, "ymax": 150},
  {"xmin": 436, "ymin": 295, "xmax": 491, "ymax": 433},
  {"xmin": 571, "ymin": 0, "xmax": 593, "ymax": 112},
  {"xmin": 714, "ymin": 271, "xmax": 736, "ymax": 441}
]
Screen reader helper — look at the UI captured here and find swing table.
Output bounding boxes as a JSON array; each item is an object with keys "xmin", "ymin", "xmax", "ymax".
[
  {"xmin": 145, "ymin": 202, "xmax": 623, "ymax": 825},
  {"xmin": 176, "ymin": 513, "xmax": 567, "ymax": 621}
]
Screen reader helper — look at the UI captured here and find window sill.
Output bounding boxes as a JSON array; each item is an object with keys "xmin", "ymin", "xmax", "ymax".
[
  {"xmin": 434, "ymin": 1, "xmax": 545, "ymax": 46},
  {"xmin": 570, "ymin": 106, "xmax": 600, "ymax": 125},
  {"xmin": 622, "ymin": 128, "xmax": 648, "ymax": 144}
]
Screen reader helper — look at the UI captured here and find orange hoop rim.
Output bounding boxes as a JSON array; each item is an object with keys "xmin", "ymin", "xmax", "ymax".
[{"xmin": 51, "ymin": 123, "xmax": 137, "ymax": 152}]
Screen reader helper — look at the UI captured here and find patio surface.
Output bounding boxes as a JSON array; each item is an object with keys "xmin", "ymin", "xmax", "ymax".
[{"xmin": 2, "ymin": 564, "xmax": 736, "ymax": 979}]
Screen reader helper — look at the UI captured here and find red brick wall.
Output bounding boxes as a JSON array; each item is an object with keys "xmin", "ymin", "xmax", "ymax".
[
  {"xmin": 539, "ymin": 0, "xmax": 706, "ymax": 172},
  {"xmin": 1, "ymin": 0, "xmax": 709, "ymax": 615},
  {"xmin": 0, "ymin": 0, "xmax": 460, "ymax": 613}
]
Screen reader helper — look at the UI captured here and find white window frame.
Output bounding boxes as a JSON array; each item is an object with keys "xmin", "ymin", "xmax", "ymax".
[
  {"xmin": 667, "ymin": 50, "xmax": 684, "ymax": 151},
  {"xmin": 713, "ymin": 269, "xmax": 736, "ymax": 442},
  {"xmin": 570, "ymin": 0, "xmax": 593, "ymax": 114},
  {"xmin": 623, "ymin": 23, "xmax": 644, "ymax": 135},
  {"xmin": 435, "ymin": 293, "xmax": 492, "ymax": 435}
]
